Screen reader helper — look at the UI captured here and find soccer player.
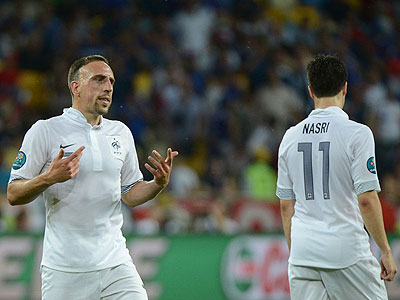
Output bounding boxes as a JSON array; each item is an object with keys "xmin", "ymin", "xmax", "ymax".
[
  {"xmin": 277, "ymin": 54, "xmax": 397, "ymax": 299},
  {"xmin": 7, "ymin": 55, "xmax": 178, "ymax": 299}
]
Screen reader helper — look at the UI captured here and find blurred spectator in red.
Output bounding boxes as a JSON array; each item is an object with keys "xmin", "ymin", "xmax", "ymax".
[{"xmin": 379, "ymin": 173, "xmax": 400, "ymax": 233}]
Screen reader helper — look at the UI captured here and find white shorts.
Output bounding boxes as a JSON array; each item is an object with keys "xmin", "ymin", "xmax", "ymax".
[
  {"xmin": 288, "ymin": 257, "xmax": 388, "ymax": 300},
  {"xmin": 41, "ymin": 260, "xmax": 148, "ymax": 300}
]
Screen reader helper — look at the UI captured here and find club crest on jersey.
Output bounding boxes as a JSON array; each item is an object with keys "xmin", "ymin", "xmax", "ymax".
[
  {"xmin": 106, "ymin": 136, "xmax": 123, "ymax": 156},
  {"xmin": 367, "ymin": 157, "xmax": 376, "ymax": 174},
  {"xmin": 112, "ymin": 140, "xmax": 121, "ymax": 151},
  {"xmin": 13, "ymin": 151, "xmax": 26, "ymax": 170}
]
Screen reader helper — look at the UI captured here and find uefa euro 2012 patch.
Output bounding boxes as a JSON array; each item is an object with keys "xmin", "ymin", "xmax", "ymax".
[
  {"xmin": 13, "ymin": 151, "xmax": 26, "ymax": 170},
  {"xmin": 367, "ymin": 157, "xmax": 376, "ymax": 174}
]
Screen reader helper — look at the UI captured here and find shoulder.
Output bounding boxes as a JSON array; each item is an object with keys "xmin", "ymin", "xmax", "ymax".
[
  {"xmin": 278, "ymin": 125, "xmax": 298, "ymax": 155},
  {"xmin": 27, "ymin": 119, "xmax": 51, "ymax": 134},
  {"xmin": 345, "ymin": 120, "xmax": 373, "ymax": 139},
  {"xmin": 39, "ymin": 114, "xmax": 66, "ymax": 129},
  {"xmin": 22, "ymin": 118, "xmax": 54, "ymax": 145},
  {"xmin": 281, "ymin": 118, "xmax": 308, "ymax": 141},
  {"xmin": 103, "ymin": 118, "xmax": 133, "ymax": 136},
  {"xmin": 103, "ymin": 118, "xmax": 128, "ymax": 129}
]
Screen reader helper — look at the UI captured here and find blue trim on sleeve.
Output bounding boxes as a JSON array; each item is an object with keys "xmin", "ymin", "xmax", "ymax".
[
  {"xmin": 8, "ymin": 175, "xmax": 27, "ymax": 184},
  {"xmin": 121, "ymin": 178, "xmax": 143, "ymax": 194},
  {"xmin": 276, "ymin": 188, "xmax": 296, "ymax": 200},
  {"xmin": 355, "ymin": 180, "xmax": 381, "ymax": 195}
]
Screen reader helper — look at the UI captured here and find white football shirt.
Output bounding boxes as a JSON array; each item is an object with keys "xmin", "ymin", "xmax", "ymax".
[
  {"xmin": 276, "ymin": 106, "xmax": 380, "ymax": 269},
  {"xmin": 9, "ymin": 108, "xmax": 143, "ymax": 272}
]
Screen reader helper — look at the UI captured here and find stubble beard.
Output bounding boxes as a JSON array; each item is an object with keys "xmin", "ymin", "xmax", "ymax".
[{"xmin": 95, "ymin": 100, "xmax": 111, "ymax": 116}]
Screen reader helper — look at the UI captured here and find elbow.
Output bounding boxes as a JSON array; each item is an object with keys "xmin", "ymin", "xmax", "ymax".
[
  {"xmin": 121, "ymin": 194, "xmax": 137, "ymax": 208},
  {"xmin": 7, "ymin": 185, "xmax": 19, "ymax": 206},
  {"xmin": 358, "ymin": 191, "xmax": 378, "ymax": 212},
  {"xmin": 280, "ymin": 199, "xmax": 295, "ymax": 216},
  {"xmin": 358, "ymin": 197, "xmax": 374, "ymax": 212},
  {"xmin": 7, "ymin": 193, "xmax": 18, "ymax": 206}
]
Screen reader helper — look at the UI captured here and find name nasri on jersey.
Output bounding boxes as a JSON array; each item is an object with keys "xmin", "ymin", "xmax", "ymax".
[{"xmin": 302, "ymin": 122, "xmax": 330, "ymax": 134}]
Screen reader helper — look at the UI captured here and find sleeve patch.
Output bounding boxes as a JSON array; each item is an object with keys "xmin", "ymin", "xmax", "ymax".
[
  {"xmin": 12, "ymin": 151, "xmax": 26, "ymax": 170},
  {"xmin": 367, "ymin": 157, "xmax": 376, "ymax": 174}
]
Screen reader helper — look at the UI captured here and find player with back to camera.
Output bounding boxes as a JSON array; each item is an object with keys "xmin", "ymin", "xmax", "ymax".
[
  {"xmin": 7, "ymin": 55, "xmax": 178, "ymax": 299},
  {"xmin": 277, "ymin": 54, "xmax": 397, "ymax": 299}
]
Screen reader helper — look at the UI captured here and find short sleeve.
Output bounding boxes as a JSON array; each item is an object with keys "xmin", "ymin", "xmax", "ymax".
[
  {"xmin": 276, "ymin": 134, "xmax": 296, "ymax": 200},
  {"xmin": 9, "ymin": 120, "xmax": 49, "ymax": 183},
  {"xmin": 120, "ymin": 126, "xmax": 143, "ymax": 194},
  {"xmin": 351, "ymin": 126, "xmax": 381, "ymax": 194}
]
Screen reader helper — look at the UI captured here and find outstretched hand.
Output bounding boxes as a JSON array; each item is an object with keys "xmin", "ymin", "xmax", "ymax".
[
  {"xmin": 145, "ymin": 148, "xmax": 178, "ymax": 189},
  {"xmin": 46, "ymin": 146, "xmax": 85, "ymax": 185}
]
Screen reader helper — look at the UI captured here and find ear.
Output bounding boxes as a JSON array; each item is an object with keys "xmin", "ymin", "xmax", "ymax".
[
  {"xmin": 343, "ymin": 81, "xmax": 347, "ymax": 96},
  {"xmin": 308, "ymin": 85, "xmax": 314, "ymax": 99},
  {"xmin": 70, "ymin": 81, "xmax": 80, "ymax": 98}
]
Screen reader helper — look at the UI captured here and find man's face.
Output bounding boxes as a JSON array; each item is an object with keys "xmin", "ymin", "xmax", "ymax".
[{"xmin": 76, "ymin": 61, "xmax": 115, "ymax": 117}]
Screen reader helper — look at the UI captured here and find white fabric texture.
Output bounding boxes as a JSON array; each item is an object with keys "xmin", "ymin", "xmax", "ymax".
[
  {"xmin": 10, "ymin": 108, "xmax": 143, "ymax": 272},
  {"xmin": 276, "ymin": 106, "xmax": 380, "ymax": 268},
  {"xmin": 289, "ymin": 257, "xmax": 388, "ymax": 300},
  {"xmin": 41, "ymin": 260, "xmax": 148, "ymax": 300}
]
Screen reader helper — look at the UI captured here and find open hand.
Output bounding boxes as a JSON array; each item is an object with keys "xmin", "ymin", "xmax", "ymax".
[{"xmin": 145, "ymin": 148, "xmax": 178, "ymax": 188}]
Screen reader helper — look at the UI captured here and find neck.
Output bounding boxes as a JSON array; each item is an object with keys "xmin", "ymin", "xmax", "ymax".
[
  {"xmin": 313, "ymin": 95, "xmax": 344, "ymax": 110},
  {"xmin": 83, "ymin": 112, "xmax": 101, "ymax": 126},
  {"xmin": 72, "ymin": 103, "xmax": 101, "ymax": 126}
]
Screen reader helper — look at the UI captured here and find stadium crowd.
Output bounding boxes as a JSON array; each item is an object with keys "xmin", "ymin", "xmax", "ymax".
[{"xmin": 0, "ymin": 0, "xmax": 399, "ymax": 234}]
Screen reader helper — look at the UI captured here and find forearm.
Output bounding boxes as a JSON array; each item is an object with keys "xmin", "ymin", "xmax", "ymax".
[
  {"xmin": 359, "ymin": 191, "xmax": 391, "ymax": 254},
  {"xmin": 122, "ymin": 180, "xmax": 164, "ymax": 207},
  {"xmin": 280, "ymin": 199, "xmax": 295, "ymax": 251},
  {"xmin": 7, "ymin": 173, "xmax": 53, "ymax": 206},
  {"xmin": 282, "ymin": 215, "xmax": 293, "ymax": 251}
]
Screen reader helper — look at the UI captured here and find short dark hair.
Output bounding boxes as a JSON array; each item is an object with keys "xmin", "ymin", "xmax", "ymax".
[
  {"xmin": 67, "ymin": 55, "xmax": 110, "ymax": 95},
  {"xmin": 306, "ymin": 54, "xmax": 347, "ymax": 98}
]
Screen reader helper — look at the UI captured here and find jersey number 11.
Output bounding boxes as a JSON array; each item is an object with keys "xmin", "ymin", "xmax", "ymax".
[{"xmin": 298, "ymin": 142, "xmax": 330, "ymax": 200}]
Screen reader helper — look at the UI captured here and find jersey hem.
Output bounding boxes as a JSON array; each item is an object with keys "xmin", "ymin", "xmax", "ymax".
[
  {"xmin": 288, "ymin": 253, "xmax": 372, "ymax": 269},
  {"xmin": 40, "ymin": 257, "xmax": 133, "ymax": 273}
]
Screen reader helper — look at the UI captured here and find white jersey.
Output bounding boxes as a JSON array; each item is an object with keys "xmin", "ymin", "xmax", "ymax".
[
  {"xmin": 9, "ymin": 108, "xmax": 143, "ymax": 272},
  {"xmin": 276, "ymin": 106, "xmax": 380, "ymax": 269}
]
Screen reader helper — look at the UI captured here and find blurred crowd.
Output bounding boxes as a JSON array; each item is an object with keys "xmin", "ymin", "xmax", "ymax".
[{"xmin": 0, "ymin": 0, "xmax": 400, "ymax": 235}]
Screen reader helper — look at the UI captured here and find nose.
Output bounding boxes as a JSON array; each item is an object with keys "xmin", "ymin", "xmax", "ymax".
[{"xmin": 104, "ymin": 78, "xmax": 113, "ymax": 93}]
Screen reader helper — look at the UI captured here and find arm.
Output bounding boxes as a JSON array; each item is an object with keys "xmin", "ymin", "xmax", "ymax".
[
  {"xmin": 358, "ymin": 190, "xmax": 397, "ymax": 281},
  {"xmin": 280, "ymin": 198, "xmax": 295, "ymax": 251},
  {"xmin": 8, "ymin": 175, "xmax": 54, "ymax": 206},
  {"xmin": 7, "ymin": 147, "xmax": 85, "ymax": 206},
  {"xmin": 121, "ymin": 180, "xmax": 163, "ymax": 207},
  {"xmin": 122, "ymin": 148, "xmax": 178, "ymax": 207}
]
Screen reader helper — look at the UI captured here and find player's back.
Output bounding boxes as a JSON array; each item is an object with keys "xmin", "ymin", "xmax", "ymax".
[{"xmin": 277, "ymin": 106, "xmax": 380, "ymax": 268}]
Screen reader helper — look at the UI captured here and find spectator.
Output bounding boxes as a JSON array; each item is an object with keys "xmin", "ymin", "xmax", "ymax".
[
  {"xmin": 242, "ymin": 147, "xmax": 277, "ymax": 203},
  {"xmin": 0, "ymin": 0, "xmax": 400, "ymax": 233}
]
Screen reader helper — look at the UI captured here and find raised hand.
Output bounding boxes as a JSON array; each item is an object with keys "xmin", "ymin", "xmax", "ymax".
[
  {"xmin": 46, "ymin": 146, "xmax": 85, "ymax": 184},
  {"xmin": 145, "ymin": 148, "xmax": 178, "ymax": 188}
]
